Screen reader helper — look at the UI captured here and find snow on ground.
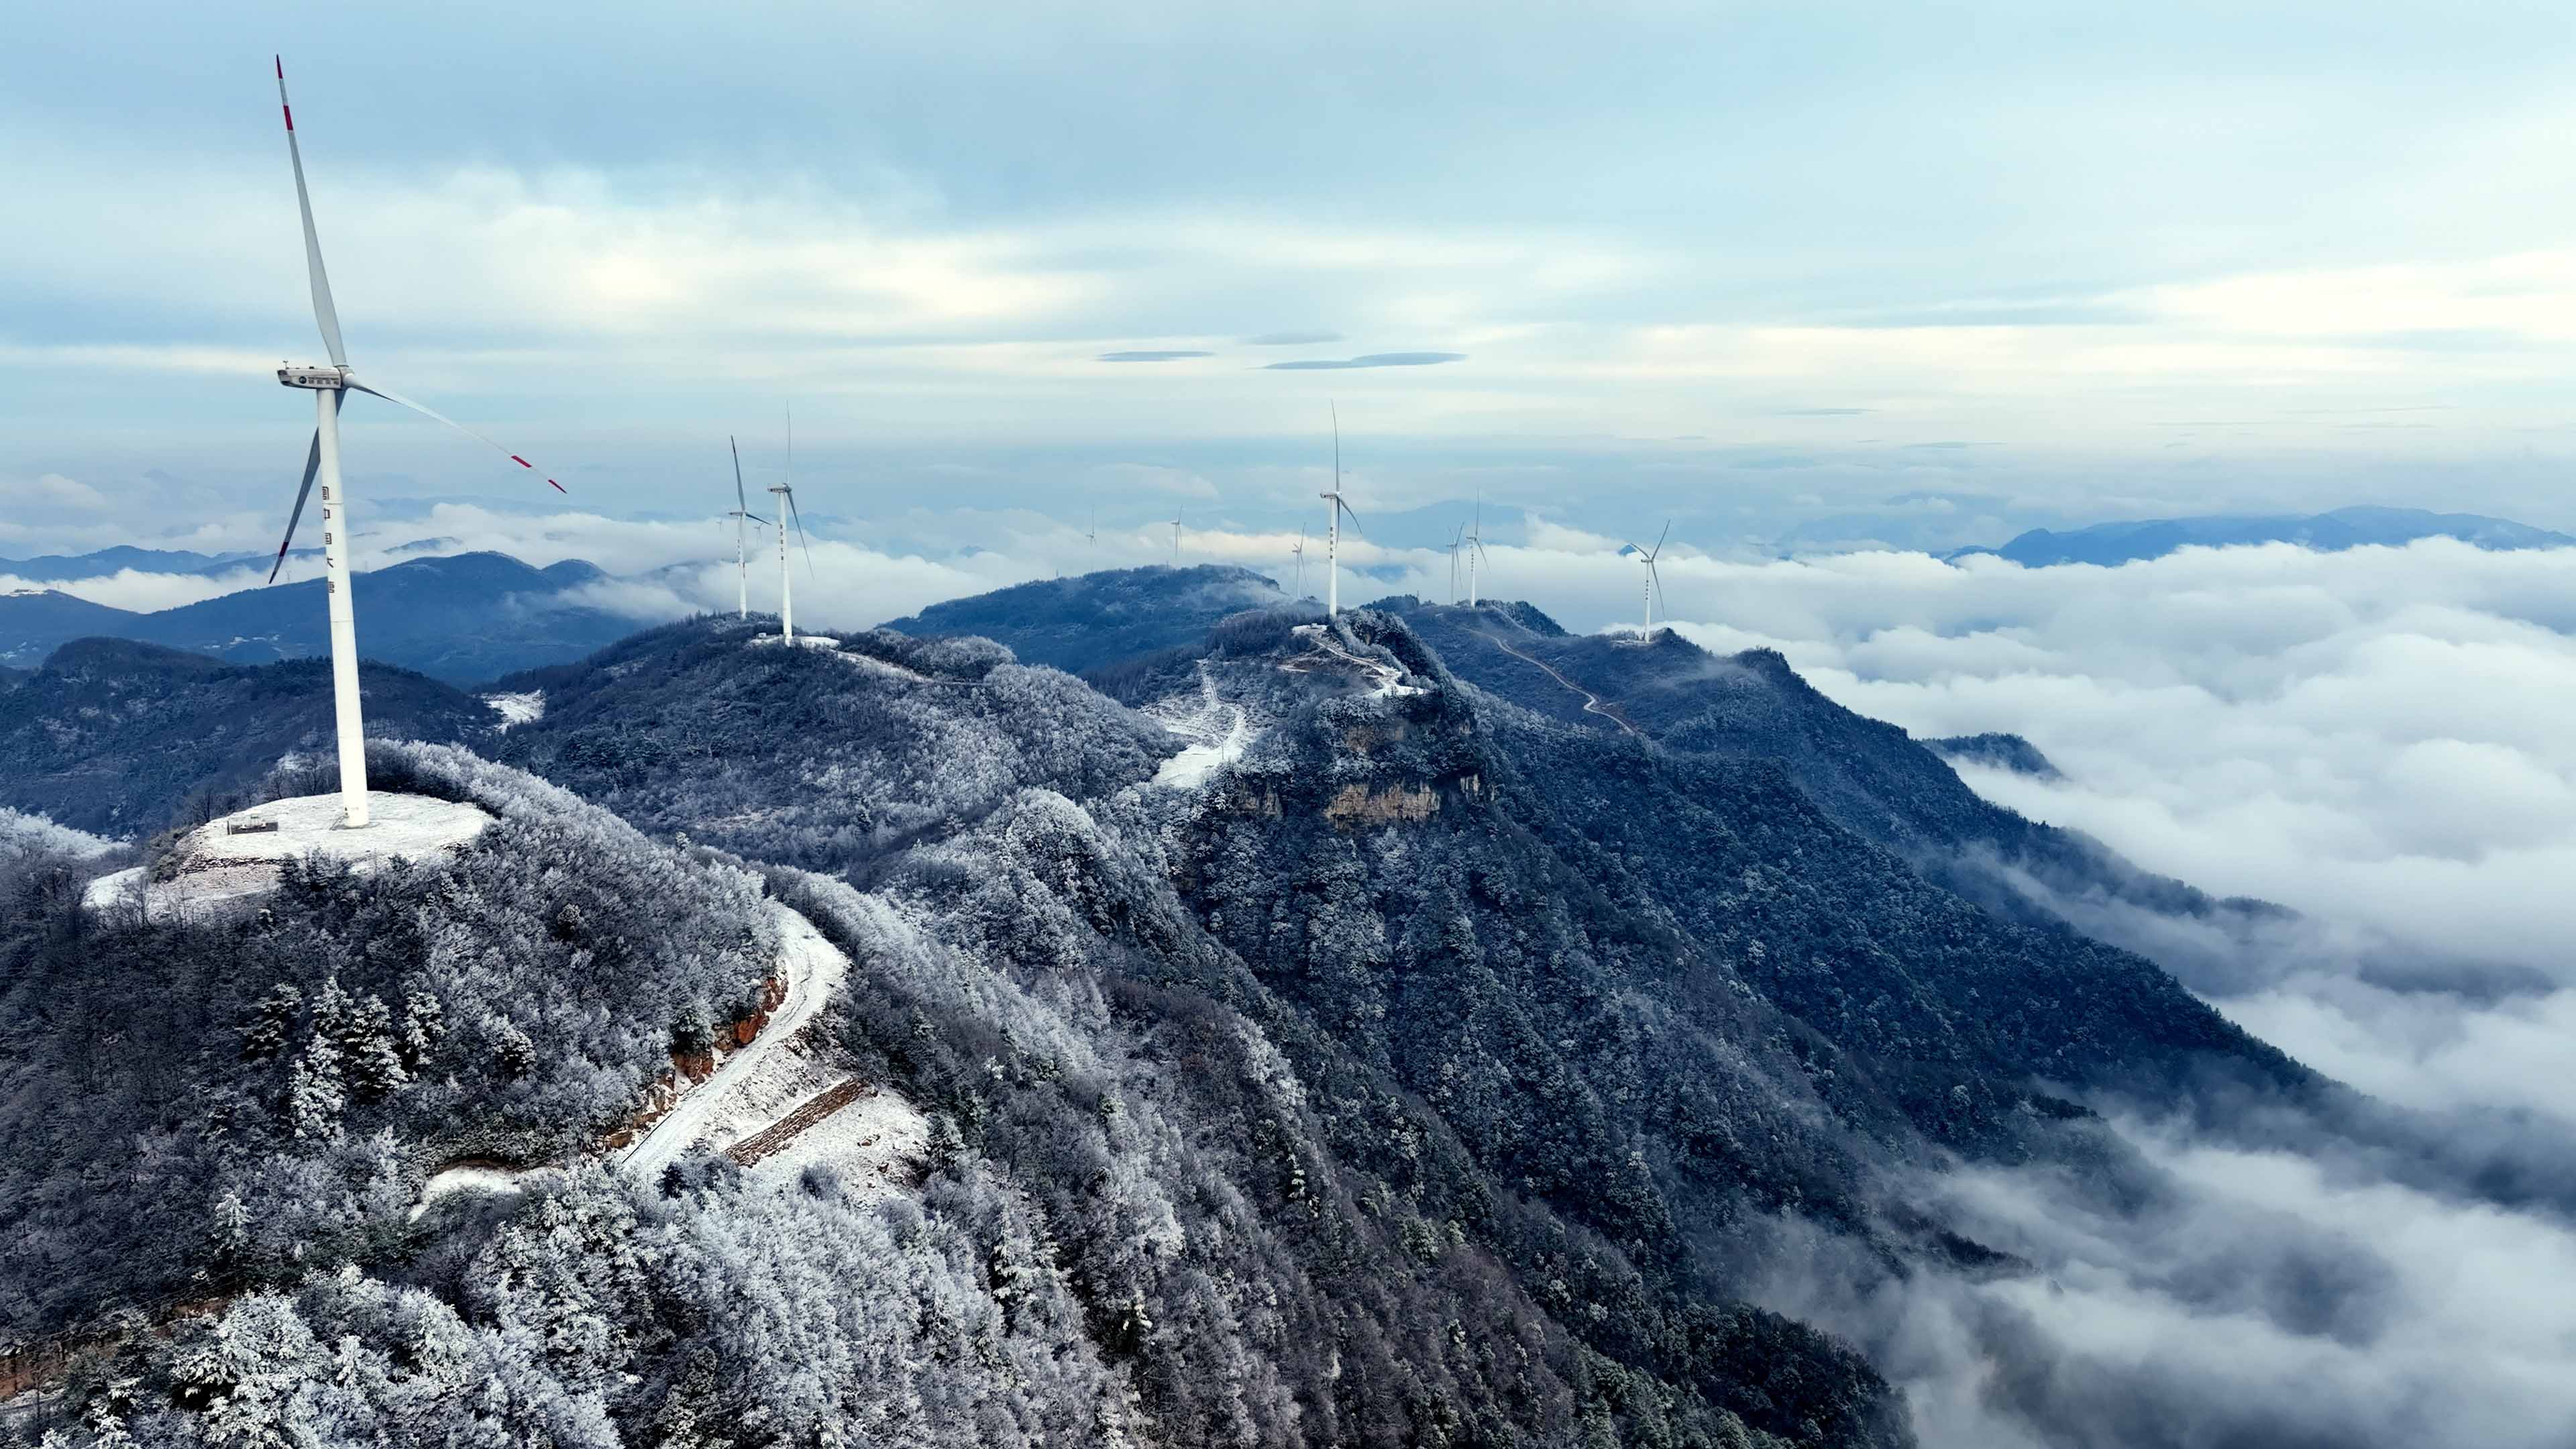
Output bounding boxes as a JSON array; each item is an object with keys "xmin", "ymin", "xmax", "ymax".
[
  {"xmin": 833, "ymin": 648, "xmax": 932, "ymax": 683},
  {"xmin": 409, "ymin": 1165, "xmax": 525, "ymax": 1221},
  {"xmin": 1288, "ymin": 623, "xmax": 1424, "ymax": 699},
  {"xmin": 747, "ymin": 633, "xmax": 843, "ymax": 650},
  {"xmin": 619, "ymin": 900, "xmax": 851, "ymax": 1181},
  {"xmin": 744, "ymin": 1087, "xmax": 928, "ymax": 1203},
  {"xmin": 83, "ymin": 792, "xmax": 494, "ymax": 916},
  {"xmin": 1150, "ymin": 661, "xmax": 1253, "ymax": 789},
  {"xmin": 402, "ymin": 897, "xmax": 914, "ymax": 1218},
  {"xmin": 482, "ymin": 690, "xmax": 545, "ymax": 730}
]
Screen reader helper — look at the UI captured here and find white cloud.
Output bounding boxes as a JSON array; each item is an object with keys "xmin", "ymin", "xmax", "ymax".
[{"xmin": 1771, "ymin": 1118, "xmax": 2576, "ymax": 1449}]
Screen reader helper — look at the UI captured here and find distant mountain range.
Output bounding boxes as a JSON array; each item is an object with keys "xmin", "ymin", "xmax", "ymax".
[
  {"xmin": 0, "ymin": 545, "xmax": 268, "ymax": 582},
  {"xmin": 1950, "ymin": 505, "xmax": 2573, "ymax": 567},
  {"xmin": 0, "ymin": 551, "xmax": 643, "ymax": 684}
]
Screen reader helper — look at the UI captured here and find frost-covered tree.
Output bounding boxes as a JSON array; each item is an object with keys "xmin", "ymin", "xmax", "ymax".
[
  {"xmin": 339, "ymin": 992, "xmax": 409, "ymax": 1102},
  {"xmin": 237, "ymin": 981, "xmax": 303, "ymax": 1063}
]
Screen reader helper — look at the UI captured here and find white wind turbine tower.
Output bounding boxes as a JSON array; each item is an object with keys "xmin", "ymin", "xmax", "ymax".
[
  {"xmin": 724, "ymin": 436, "xmax": 770, "ymax": 619},
  {"xmin": 1619, "ymin": 521, "xmax": 1671, "ymax": 638},
  {"xmin": 768, "ymin": 411, "xmax": 814, "ymax": 643},
  {"xmin": 264, "ymin": 56, "xmax": 566, "ymax": 830},
  {"xmin": 1320, "ymin": 402, "xmax": 1364, "ymax": 614},
  {"xmin": 1444, "ymin": 523, "xmax": 1464, "ymax": 604},
  {"xmin": 1291, "ymin": 525, "xmax": 1308, "ymax": 599},
  {"xmin": 1171, "ymin": 507, "xmax": 1185, "ymax": 566},
  {"xmin": 1463, "ymin": 499, "xmax": 1491, "ymax": 607}
]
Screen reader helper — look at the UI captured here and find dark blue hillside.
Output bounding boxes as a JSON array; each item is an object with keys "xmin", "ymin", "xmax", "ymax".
[
  {"xmin": 878, "ymin": 564, "xmax": 1282, "ymax": 679},
  {"xmin": 1382, "ymin": 600, "xmax": 2291, "ymax": 989},
  {"xmin": 0, "ymin": 551, "xmax": 636, "ymax": 684},
  {"xmin": 0, "ymin": 638, "xmax": 495, "ymax": 835},
  {"xmin": 1952, "ymin": 504, "xmax": 2572, "ymax": 567}
]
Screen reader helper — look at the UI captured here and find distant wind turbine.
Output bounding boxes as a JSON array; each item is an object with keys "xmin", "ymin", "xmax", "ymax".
[
  {"xmin": 1171, "ymin": 506, "xmax": 1185, "ymax": 566},
  {"xmin": 1464, "ymin": 499, "xmax": 1491, "ymax": 607},
  {"xmin": 1444, "ymin": 523, "xmax": 1465, "ymax": 605},
  {"xmin": 264, "ymin": 56, "xmax": 566, "ymax": 830},
  {"xmin": 1320, "ymin": 402, "xmax": 1364, "ymax": 614},
  {"xmin": 768, "ymin": 409, "xmax": 814, "ymax": 644},
  {"xmin": 1291, "ymin": 525, "xmax": 1308, "ymax": 599},
  {"xmin": 726, "ymin": 436, "xmax": 769, "ymax": 619},
  {"xmin": 1619, "ymin": 521, "xmax": 1671, "ymax": 637}
]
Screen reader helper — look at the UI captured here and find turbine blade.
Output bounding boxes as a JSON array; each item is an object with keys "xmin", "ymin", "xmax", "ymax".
[
  {"xmin": 788, "ymin": 490, "xmax": 815, "ymax": 576},
  {"xmin": 1336, "ymin": 498, "xmax": 1365, "ymax": 539},
  {"xmin": 1654, "ymin": 519, "xmax": 1670, "ymax": 559},
  {"xmin": 731, "ymin": 435, "xmax": 747, "ymax": 515},
  {"xmin": 345, "ymin": 377, "xmax": 566, "ymax": 492},
  {"xmin": 274, "ymin": 58, "xmax": 347, "ymax": 368},
  {"xmin": 267, "ymin": 403, "xmax": 336, "ymax": 584}
]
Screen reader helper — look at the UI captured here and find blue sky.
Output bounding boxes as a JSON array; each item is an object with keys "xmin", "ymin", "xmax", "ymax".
[{"xmin": 6, "ymin": 0, "xmax": 2576, "ymax": 559}]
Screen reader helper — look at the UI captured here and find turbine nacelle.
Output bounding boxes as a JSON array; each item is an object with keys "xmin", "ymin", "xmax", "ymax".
[{"xmin": 277, "ymin": 364, "xmax": 349, "ymax": 390}]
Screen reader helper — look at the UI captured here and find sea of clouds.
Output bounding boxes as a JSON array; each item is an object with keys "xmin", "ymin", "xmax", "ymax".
[{"xmin": 1644, "ymin": 539, "xmax": 2576, "ymax": 1448}]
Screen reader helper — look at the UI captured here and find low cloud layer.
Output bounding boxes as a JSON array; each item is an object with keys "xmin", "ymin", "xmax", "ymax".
[
  {"xmin": 1630, "ymin": 539, "xmax": 2576, "ymax": 1445},
  {"xmin": 1764, "ymin": 1115, "xmax": 2576, "ymax": 1449}
]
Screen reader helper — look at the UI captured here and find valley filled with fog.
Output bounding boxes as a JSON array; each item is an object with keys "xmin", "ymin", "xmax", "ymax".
[{"xmin": 1670, "ymin": 539, "xmax": 2576, "ymax": 1448}]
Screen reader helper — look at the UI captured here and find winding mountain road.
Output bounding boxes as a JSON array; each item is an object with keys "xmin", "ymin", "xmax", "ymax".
[
  {"xmin": 413, "ymin": 896, "xmax": 851, "ymax": 1210},
  {"xmin": 1474, "ymin": 632, "xmax": 1644, "ymax": 738},
  {"xmin": 619, "ymin": 900, "xmax": 850, "ymax": 1181}
]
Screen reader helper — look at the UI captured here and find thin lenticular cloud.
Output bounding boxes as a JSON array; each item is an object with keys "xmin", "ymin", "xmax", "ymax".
[
  {"xmin": 1260, "ymin": 352, "xmax": 1466, "ymax": 370},
  {"xmin": 1095, "ymin": 350, "xmax": 1213, "ymax": 362}
]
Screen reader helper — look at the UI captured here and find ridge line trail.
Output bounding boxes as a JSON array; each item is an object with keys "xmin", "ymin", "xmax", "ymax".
[
  {"xmin": 1474, "ymin": 632, "xmax": 1644, "ymax": 738},
  {"xmin": 1297, "ymin": 623, "xmax": 1419, "ymax": 697}
]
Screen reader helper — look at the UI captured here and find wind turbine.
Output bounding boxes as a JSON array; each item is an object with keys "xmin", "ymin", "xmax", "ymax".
[
  {"xmin": 264, "ymin": 56, "xmax": 565, "ymax": 830},
  {"xmin": 725, "ymin": 437, "xmax": 769, "ymax": 619},
  {"xmin": 1619, "ymin": 521, "xmax": 1671, "ymax": 638},
  {"xmin": 1444, "ymin": 523, "xmax": 1465, "ymax": 605},
  {"xmin": 768, "ymin": 409, "xmax": 814, "ymax": 643},
  {"xmin": 1320, "ymin": 402, "xmax": 1364, "ymax": 614},
  {"xmin": 1171, "ymin": 506, "xmax": 1185, "ymax": 566},
  {"xmin": 1291, "ymin": 525, "xmax": 1308, "ymax": 600},
  {"xmin": 1463, "ymin": 499, "xmax": 1491, "ymax": 607}
]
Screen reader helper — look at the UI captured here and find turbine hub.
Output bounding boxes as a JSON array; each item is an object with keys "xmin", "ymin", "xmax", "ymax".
[{"xmin": 278, "ymin": 364, "xmax": 348, "ymax": 390}]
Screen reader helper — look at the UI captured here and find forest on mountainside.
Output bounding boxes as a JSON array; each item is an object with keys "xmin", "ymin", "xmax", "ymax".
[{"xmin": 0, "ymin": 745, "xmax": 774, "ymax": 1343}]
